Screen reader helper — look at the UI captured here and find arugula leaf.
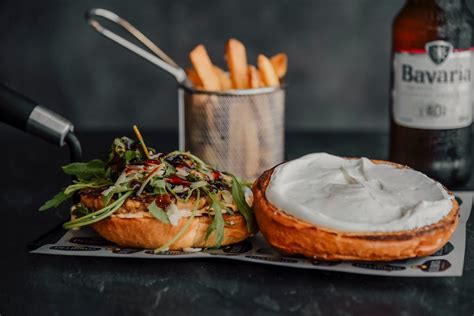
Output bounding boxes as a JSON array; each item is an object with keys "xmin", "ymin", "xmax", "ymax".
[
  {"xmin": 205, "ymin": 194, "xmax": 224, "ymax": 248},
  {"xmin": 64, "ymin": 180, "xmax": 110, "ymax": 195},
  {"xmin": 63, "ymin": 191, "xmax": 133, "ymax": 229},
  {"xmin": 179, "ymin": 181, "xmax": 209, "ymax": 202},
  {"xmin": 190, "ymin": 181, "xmax": 208, "ymax": 189},
  {"xmin": 124, "ymin": 150, "xmax": 137, "ymax": 164},
  {"xmin": 62, "ymin": 159, "xmax": 107, "ymax": 181},
  {"xmin": 147, "ymin": 201, "xmax": 170, "ymax": 224},
  {"xmin": 163, "ymin": 163, "xmax": 176, "ymax": 177},
  {"xmin": 205, "ymin": 218, "xmax": 216, "ymax": 240},
  {"xmin": 102, "ymin": 191, "xmax": 113, "ymax": 207},
  {"xmin": 185, "ymin": 151, "xmax": 213, "ymax": 169},
  {"xmin": 39, "ymin": 191, "xmax": 72, "ymax": 211},
  {"xmin": 231, "ymin": 176, "xmax": 256, "ymax": 234},
  {"xmin": 102, "ymin": 184, "xmax": 130, "ymax": 206},
  {"xmin": 73, "ymin": 205, "xmax": 92, "ymax": 217},
  {"xmin": 150, "ymin": 178, "xmax": 166, "ymax": 189},
  {"xmin": 40, "ymin": 180, "xmax": 111, "ymax": 212},
  {"xmin": 150, "ymin": 178, "xmax": 167, "ymax": 195}
]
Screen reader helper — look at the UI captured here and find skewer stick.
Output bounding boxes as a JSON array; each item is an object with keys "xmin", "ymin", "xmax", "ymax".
[{"xmin": 133, "ymin": 125, "xmax": 151, "ymax": 159}]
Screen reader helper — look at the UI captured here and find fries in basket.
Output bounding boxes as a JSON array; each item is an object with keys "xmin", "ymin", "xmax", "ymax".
[
  {"xmin": 185, "ymin": 38, "xmax": 287, "ymax": 181},
  {"xmin": 187, "ymin": 38, "xmax": 287, "ymax": 91}
]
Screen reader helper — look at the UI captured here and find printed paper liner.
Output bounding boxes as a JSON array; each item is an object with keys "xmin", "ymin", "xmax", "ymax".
[{"xmin": 30, "ymin": 192, "xmax": 472, "ymax": 277}]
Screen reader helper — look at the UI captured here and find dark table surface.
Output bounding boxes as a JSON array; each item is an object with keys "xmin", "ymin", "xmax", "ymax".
[{"xmin": 1, "ymin": 128, "xmax": 473, "ymax": 316}]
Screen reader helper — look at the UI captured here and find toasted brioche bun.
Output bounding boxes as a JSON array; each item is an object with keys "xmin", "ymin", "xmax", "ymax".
[
  {"xmin": 252, "ymin": 160, "xmax": 459, "ymax": 261},
  {"xmin": 79, "ymin": 193, "xmax": 251, "ymax": 250}
]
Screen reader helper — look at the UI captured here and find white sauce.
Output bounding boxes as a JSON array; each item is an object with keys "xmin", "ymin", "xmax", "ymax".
[{"xmin": 266, "ymin": 153, "xmax": 453, "ymax": 232}]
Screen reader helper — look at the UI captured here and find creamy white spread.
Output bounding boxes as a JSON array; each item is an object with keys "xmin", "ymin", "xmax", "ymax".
[{"xmin": 266, "ymin": 153, "xmax": 453, "ymax": 232}]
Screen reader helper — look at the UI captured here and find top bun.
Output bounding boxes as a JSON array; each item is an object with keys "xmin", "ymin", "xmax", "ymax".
[{"xmin": 252, "ymin": 155, "xmax": 459, "ymax": 261}]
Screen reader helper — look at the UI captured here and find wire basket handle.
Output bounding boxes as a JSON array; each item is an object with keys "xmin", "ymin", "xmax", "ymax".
[{"xmin": 86, "ymin": 8, "xmax": 187, "ymax": 84}]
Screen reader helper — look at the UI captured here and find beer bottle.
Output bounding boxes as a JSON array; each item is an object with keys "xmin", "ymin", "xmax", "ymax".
[
  {"xmin": 461, "ymin": 1, "xmax": 474, "ymax": 114},
  {"xmin": 389, "ymin": 0, "xmax": 473, "ymax": 187}
]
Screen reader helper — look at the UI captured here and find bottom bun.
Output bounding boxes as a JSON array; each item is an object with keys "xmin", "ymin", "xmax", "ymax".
[
  {"xmin": 252, "ymin": 166, "xmax": 459, "ymax": 261},
  {"xmin": 91, "ymin": 214, "xmax": 250, "ymax": 250}
]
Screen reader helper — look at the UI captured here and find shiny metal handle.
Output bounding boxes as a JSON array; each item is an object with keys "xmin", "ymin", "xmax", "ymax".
[
  {"xmin": 27, "ymin": 106, "xmax": 74, "ymax": 147},
  {"xmin": 86, "ymin": 8, "xmax": 187, "ymax": 84}
]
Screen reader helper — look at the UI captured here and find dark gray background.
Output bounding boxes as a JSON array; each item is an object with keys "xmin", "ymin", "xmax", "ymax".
[{"xmin": 0, "ymin": 0, "xmax": 473, "ymax": 132}]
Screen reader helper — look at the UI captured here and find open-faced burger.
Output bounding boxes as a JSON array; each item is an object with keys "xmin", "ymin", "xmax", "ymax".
[{"xmin": 40, "ymin": 127, "xmax": 256, "ymax": 252}]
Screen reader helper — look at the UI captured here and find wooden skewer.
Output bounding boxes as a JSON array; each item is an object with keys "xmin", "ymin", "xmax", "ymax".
[{"xmin": 133, "ymin": 125, "xmax": 151, "ymax": 159}]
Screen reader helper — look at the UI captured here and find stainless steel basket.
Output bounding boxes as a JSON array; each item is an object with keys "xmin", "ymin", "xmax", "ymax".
[
  {"xmin": 87, "ymin": 8, "xmax": 285, "ymax": 180},
  {"xmin": 179, "ymin": 86, "xmax": 285, "ymax": 180}
]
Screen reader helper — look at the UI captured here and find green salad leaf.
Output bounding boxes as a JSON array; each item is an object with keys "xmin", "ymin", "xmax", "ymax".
[
  {"xmin": 73, "ymin": 205, "xmax": 92, "ymax": 217},
  {"xmin": 39, "ymin": 179, "xmax": 111, "ymax": 211},
  {"xmin": 102, "ymin": 184, "xmax": 131, "ymax": 206},
  {"xmin": 231, "ymin": 175, "xmax": 256, "ymax": 234},
  {"xmin": 39, "ymin": 191, "xmax": 72, "ymax": 211},
  {"xmin": 64, "ymin": 180, "xmax": 111, "ymax": 195},
  {"xmin": 150, "ymin": 178, "xmax": 167, "ymax": 195},
  {"xmin": 163, "ymin": 163, "xmax": 176, "ymax": 177},
  {"xmin": 205, "ymin": 193, "xmax": 225, "ymax": 248},
  {"xmin": 147, "ymin": 201, "xmax": 170, "ymax": 224},
  {"xmin": 63, "ymin": 191, "xmax": 133, "ymax": 229},
  {"xmin": 62, "ymin": 159, "xmax": 107, "ymax": 181},
  {"xmin": 124, "ymin": 150, "xmax": 138, "ymax": 164}
]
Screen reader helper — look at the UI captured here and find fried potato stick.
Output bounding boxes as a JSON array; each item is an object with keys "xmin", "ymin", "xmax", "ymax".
[
  {"xmin": 258, "ymin": 54, "xmax": 279, "ymax": 87},
  {"xmin": 270, "ymin": 53, "xmax": 288, "ymax": 79},
  {"xmin": 189, "ymin": 44, "xmax": 221, "ymax": 91},
  {"xmin": 225, "ymin": 38, "xmax": 249, "ymax": 89},
  {"xmin": 248, "ymin": 65, "xmax": 261, "ymax": 89},
  {"xmin": 186, "ymin": 68, "xmax": 203, "ymax": 88},
  {"xmin": 213, "ymin": 65, "xmax": 233, "ymax": 91}
]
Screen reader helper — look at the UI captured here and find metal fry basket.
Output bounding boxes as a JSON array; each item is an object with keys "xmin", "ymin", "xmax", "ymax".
[
  {"xmin": 179, "ymin": 86, "xmax": 285, "ymax": 180},
  {"xmin": 87, "ymin": 8, "xmax": 285, "ymax": 180}
]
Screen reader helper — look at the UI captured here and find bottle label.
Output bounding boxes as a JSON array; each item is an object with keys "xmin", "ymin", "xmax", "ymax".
[{"xmin": 392, "ymin": 40, "xmax": 472, "ymax": 129}]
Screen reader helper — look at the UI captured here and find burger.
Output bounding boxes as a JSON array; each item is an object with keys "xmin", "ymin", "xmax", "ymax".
[{"xmin": 40, "ymin": 127, "xmax": 256, "ymax": 252}]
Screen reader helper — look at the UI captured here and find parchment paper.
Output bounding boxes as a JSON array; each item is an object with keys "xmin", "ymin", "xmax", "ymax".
[{"xmin": 30, "ymin": 192, "xmax": 472, "ymax": 277}]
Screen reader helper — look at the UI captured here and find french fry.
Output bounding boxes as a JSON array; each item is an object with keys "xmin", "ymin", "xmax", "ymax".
[
  {"xmin": 189, "ymin": 44, "xmax": 221, "ymax": 91},
  {"xmin": 213, "ymin": 65, "xmax": 232, "ymax": 90},
  {"xmin": 186, "ymin": 68, "xmax": 202, "ymax": 87},
  {"xmin": 248, "ymin": 65, "xmax": 261, "ymax": 89},
  {"xmin": 270, "ymin": 53, "xmax": 288, "ymax": 79},
  {"xmin": 225, "ymin": 38, "xmax": 249, "ymax": 89},
  {"xmin": 258, "ymin": 54, "xmax": 279, "ymax": 87}
]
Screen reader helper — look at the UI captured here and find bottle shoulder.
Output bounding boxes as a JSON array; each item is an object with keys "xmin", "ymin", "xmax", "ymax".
[
  {"xmin": 393, "ymin": 5, "xmax": 444, "ymax": 30},
  {"xmin": 393, "ymin": 4, "xmax": 473, "ymax": 49}
]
